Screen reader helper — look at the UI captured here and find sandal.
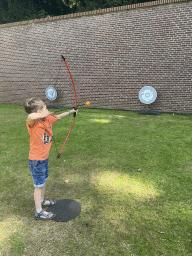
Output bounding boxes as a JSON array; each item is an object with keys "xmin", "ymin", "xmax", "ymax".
[
  {"xmin": 42, "ymin": 199, "xmax": 56, "ymax": 207},
  {"xmin": 34, "ymin": 209, "xmax": 56, "ymax": 220}
]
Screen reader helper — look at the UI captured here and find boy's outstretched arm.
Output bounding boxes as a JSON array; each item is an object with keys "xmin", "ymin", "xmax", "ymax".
[{"xmin": 56, "ymin": 109, "xmax": 78, "ymax": 120}]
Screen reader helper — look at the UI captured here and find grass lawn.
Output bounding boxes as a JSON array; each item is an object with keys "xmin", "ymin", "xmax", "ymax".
[{"xmin": 0, "ymin": 104, "xmax": 192, "ymax": 256}]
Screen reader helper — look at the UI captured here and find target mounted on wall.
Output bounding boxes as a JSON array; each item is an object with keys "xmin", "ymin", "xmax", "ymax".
[
  {"xmin": 139, "ymin": 86, "xmax": 157, "ymax": 104},
  {"xmin": 138, "ymin": 86, "xmax": 160, "ymax": 115},
  {"xmin": 45, "ymin": 86, "xmax": 57, "ymax": 101}
]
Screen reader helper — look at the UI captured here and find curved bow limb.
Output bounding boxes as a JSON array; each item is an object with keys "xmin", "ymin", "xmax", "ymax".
[{"xmin": 57, "ymin": 55, "xmax": 77, "ymax": 158}]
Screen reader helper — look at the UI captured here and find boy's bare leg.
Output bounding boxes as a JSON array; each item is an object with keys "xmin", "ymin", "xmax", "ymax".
[
  {"xmin": 41, "ymin": 180, "xmax": 54, "ymax": 206},
  {"xmin": 34, "ymin": 186, "xmax": 54, "ymax": 218},
  {"xmin": 41, "ymin": 180, "xmax": 46, "ymax": 203}
]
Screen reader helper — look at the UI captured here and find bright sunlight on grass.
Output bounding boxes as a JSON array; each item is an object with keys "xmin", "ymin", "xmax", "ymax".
[
  {"xmin": 95, "ymin": 170, "xmax": 159, "ymax": 199},
  {"xmin": 0, "ymin": 104, "xmax": 192, "ymax": 255}
]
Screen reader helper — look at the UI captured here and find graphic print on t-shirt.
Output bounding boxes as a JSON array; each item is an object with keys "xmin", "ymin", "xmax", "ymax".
[{"xmin": 43, "ymin": 130, "xmax": 52, "ymax": 144}]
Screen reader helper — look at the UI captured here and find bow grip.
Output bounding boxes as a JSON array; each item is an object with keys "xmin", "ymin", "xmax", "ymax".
[{"xmin": 74, "ymin": 107, "xmax": 77, "ymax": 117}]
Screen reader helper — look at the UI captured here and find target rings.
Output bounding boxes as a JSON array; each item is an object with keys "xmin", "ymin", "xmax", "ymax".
[
  {"xmin": 139, "ymin": 86, "xmax": 157, "ymax": 105},
  {"xmin": 45, "ymin": 87, "xmax": 57, "ymax": 101}
]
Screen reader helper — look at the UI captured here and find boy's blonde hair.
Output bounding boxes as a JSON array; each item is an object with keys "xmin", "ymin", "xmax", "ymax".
[{"xmin": 24, "ymin": 97, "xmax": 45, "ymax": 114}]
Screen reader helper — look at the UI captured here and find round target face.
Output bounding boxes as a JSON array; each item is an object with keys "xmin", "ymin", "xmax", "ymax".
[
  {"xmin": 45, "ymin": 87, "xmax": 57, "ymax": 101},
  {"xmin": 139, "ymin": 86, "xmax": 157, "ymax": 105}
]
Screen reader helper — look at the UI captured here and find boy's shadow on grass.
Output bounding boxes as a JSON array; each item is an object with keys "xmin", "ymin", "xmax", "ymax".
[{"xmin": 44, "ymin": 183, "xmax": 81, "ymax": 222}]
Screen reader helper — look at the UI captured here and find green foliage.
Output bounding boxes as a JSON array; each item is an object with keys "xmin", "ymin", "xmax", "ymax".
[
  {"xmin": 75, "ymin": 0, "xmax": 144, "ymax": 12},
  {"xmin": 30, "ymin": 0, "xmax": 72, "ymax": 16},
  {"xmin": 0, "ymin": 0, "xmax": 72, "ymax": 24},
  {"xmin": 0, "ymin": 0, "xmax": 48, "ymax": 24}
]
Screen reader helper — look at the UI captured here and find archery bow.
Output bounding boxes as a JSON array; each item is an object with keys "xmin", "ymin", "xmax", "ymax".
[{"xmin": 56, "ymin": 55, "xmax": 77, "ymax": 158}]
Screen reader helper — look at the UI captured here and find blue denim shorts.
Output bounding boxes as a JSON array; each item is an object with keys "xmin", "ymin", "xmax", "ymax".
[{"xmin": 28, "ymin": 159, "xmax": 49, "ymax": 188}]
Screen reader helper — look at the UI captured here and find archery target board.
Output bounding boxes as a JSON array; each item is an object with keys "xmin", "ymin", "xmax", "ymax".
[
  {"xmin": 45, "ymin": 86, "xmax": 57, "ymax": 101},
  {"xmin": 139, "ymin": 86, "xmax": 157, "ymax": 105}
]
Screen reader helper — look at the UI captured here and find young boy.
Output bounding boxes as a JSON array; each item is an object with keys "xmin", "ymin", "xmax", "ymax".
[{"xmin": 25, "ymin": 97, "xmax": 77, "ymax": 220}]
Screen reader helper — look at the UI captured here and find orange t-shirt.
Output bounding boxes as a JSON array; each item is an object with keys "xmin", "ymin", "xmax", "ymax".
[{"xmin": 26, "ymin": 115, "xmax": 58, "ymax": 160}]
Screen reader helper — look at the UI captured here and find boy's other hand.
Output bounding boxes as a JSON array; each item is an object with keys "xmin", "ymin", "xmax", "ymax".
[
  {"xmin": 39, "ymin": 106, "xmax": 53, "ymax": 117},
  {"xmin": 28, "ymin": 106, "xmax": 53, "ymax": 121}
]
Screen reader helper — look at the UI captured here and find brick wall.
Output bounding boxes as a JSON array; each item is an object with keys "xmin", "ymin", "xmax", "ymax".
[{"xmin": 0, "ymin": 0, "xmax": 192, "ymax": 113}]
